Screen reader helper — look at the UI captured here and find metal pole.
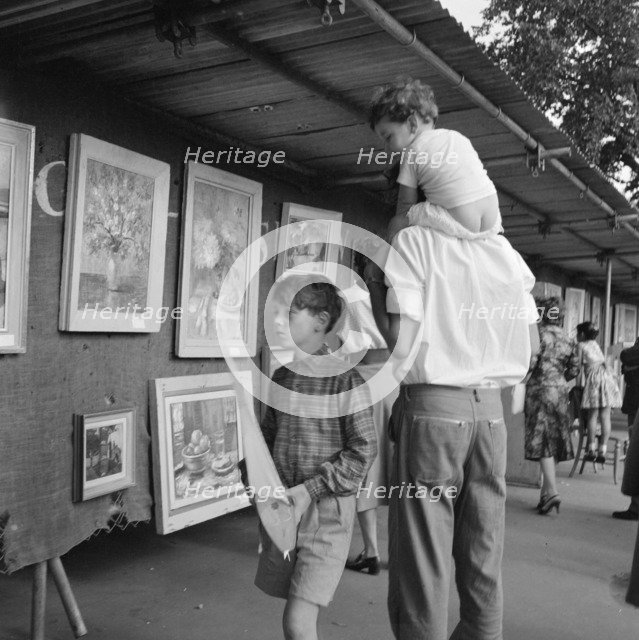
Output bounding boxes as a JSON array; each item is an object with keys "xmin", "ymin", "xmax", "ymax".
[{"xmin": 603, "ymin": 259, "xmax": 613, "ymax": 356}]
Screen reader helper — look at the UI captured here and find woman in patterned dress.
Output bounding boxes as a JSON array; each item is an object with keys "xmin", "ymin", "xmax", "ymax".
[
  {"xmin": 525, "ymin": 297, "xmax": 580, "ymax": 514},
  {"xmin": 576, "ymin": 321, "xmax": 622, "ymax": 464}
]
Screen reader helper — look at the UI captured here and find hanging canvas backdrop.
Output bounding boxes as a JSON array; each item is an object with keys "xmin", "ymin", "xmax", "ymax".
[
  {"xmin": 0, "ymin": 117, "xmax": 35, "ymax": 353},
  {"xmin": 59, "ymin": 134, "xmax": 170, "ymax": 332},
  {"xmin": 276, "ymin": 203, "xmax": 342, "ymax": 282},
  {"xmin": 150, "ymin": 371, "xmax": 252, "ymax": 534},
  {"xmin": 73, "ymin": 408, "xmax": 136, "ymax": 502},
  {"xmin": 176, "ymin": 162, "xmax": 262, "ymax": 358}
]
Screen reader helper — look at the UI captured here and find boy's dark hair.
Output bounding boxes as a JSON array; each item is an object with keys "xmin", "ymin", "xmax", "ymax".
[
  {"xmin": 577, "ymin": 320, "xmax": 599, "ymax": 341},
  {"xmin": 369, "ymin": 77, "xmax": 438, "ymax": 129},
  {"xmin": 273, "ymin": 275, "xmax": 343, "ymax": 334}
]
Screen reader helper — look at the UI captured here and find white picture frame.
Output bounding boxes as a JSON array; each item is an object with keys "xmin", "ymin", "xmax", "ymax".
[
  {"xmin": 149, "ymin": 371, "xmax": 252, "ymax": 534},
  {"xmin": 73, "ymin": 408, "xmax": 136, "ymax": 502},
  {"xmin": 0, "ymin": 117, "xmax": 35, "ymax": 353},
  {"xmin": 176, "ymin": 162, "xmax": 262, "ymax": 358},
  {"xmin": 59, "ymin": 134, "xmax": 170, "ymax": 332},
  {"xmin": 563, "ymin": 287, "xmax": 586, "ymax": 338},
  {"xmin": 614, "ymin": 303, "xmax": 638, "ymax": 345},
  {"xmin": 276, "ymin": 203, "xmax": 342, "ymax": 282}
]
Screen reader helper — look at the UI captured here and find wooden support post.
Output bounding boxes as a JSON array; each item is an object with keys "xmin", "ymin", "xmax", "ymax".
[
  {"xmin": 31, "ymin": 562, "xmax": 47, "ymax": 640},
  {"xmin": 48, "ymin": 556, "xmax": 87, "ymax": 638}
]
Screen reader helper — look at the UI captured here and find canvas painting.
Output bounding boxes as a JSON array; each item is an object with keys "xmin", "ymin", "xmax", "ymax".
[
  {"xmin": 59, "ymin": 134, "xmax": 170, "ymax": 332},
  {"xmin": 0, "ymin": 118, "xmax": 35, "ymax": 352},
  {"xmin": 614, "ymin": 304, "xmax": 638, "ymax": 344},
  {"xmin": 531, "ymin": 281, "xmax": 562, "ymax": 300},
  {"xmin": 150, "ymin": 371, "xmax": 252, "ymax": 534},
  {"xmin": 73, "ymin": 409, "xmax": 136, "ymax": 502},
  {"xmin": 563, "ymin": 288, "xmax": 586, "ymax": 338},
  {"xmin": 276, "ymin": 203, "xmax": 342, "ymax": 281},
  {"xmin": 176, "ymin": 163, "xmax": 262, "ymax": 358}
]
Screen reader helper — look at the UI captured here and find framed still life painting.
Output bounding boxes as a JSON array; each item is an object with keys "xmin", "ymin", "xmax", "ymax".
[
  {"xmin": 0, "ymin": 117, "xmax": 35, "ymax": 353},
  {"xmin": 150, "ymin": 371, "xmax": 252, "ymax": 534},
  {"xmin": 176, "ymin": 162, "xmax": 262, "ymax": 358},
  {"xmin": 276, "ymin": 203, "xmax": 342, "ymax": 282},
  {"xmin": 73, "ymin": 408, "xmax": 136, "ymax": 502},
  {"xmin": 59, "ymin": 134, "xmax": 170, "ymax": 332}
]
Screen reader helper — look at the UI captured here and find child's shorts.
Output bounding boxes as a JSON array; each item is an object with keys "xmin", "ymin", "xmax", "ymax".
[{"xmin": 254, "ymin": 494, "xmax": 355, "ymax": 607}]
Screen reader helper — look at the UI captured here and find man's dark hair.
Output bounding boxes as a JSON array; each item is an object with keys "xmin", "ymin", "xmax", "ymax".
[{"xmin": 272, "ymin": 275, "xmax": 343, "ymax": 334}]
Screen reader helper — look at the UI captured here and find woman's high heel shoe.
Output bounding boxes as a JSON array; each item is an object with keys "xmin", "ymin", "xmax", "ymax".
[
  {"xmin": 345, "ymin": 550, "xmax": 380, "ymax": 575},
  {"xmin": 538, "ymin": 494, "xmax": 561, "ymax": 515},
  {"xmin": 536, "ymin": 494, "xmax": 548, "ymax": 510}
]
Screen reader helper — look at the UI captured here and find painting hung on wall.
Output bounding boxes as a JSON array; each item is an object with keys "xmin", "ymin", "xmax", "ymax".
[
  {"xmin": 150, "ymin": 371, "xmax": 252, "ymax": 534},
  {"xmin": 563, "ymin": 287, "xmax": 585, "ymax": 338},
  {"xmin": 59, "ymin": 134, "xmax": 170, "ymax": 332},
  {"xmin": 530, "ymin": 281, "xmax": 562, "ymax": 300},
  {"xmin": 590, "ymin": 296, "xmax": 602, "ymax": 331},
  {"xmin": 276, "ymin": 203, "xmax": 342, "ymax": 281},
  {"xmin": 614, "ymin": 304, "xmax": 638, "ymax": 344},
  {"xmin": 0, "ymin": 117, "xmax": 35, "ymax": 353},
  {"xmin": 176, "ymin": 162, "xmax": 262, "ymax": 358},
  {"xmin": 73, "ymin": 408, "xmax": 136, "ymax": 502}
]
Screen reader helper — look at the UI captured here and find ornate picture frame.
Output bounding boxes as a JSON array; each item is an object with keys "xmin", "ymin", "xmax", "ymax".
[
  {"xmin": 59, "ymin": 134, "xmax": 170, "ymax": 332},
  {"xmin": 73, "ymin": 408, "xmax": 137, "ymax": 502},
  {"xmin": 0, "ymin": 117, "xmax": 35, "ymax": 353},
  {"xmin": 149, "ymin": 371, "xmax": 252, "ymax": 534},
  {"xmin": 176, "ymin": 162, "xmax": 262, "ymax": 358}
]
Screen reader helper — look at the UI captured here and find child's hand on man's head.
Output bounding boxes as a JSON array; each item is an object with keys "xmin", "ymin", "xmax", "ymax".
[{"xmin": 286, "ymin": 483, "xmax": 312, "ymax": 525}]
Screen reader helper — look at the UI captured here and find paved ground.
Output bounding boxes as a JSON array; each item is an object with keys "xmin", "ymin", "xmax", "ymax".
[{"xmin": 2, "ymin": 430, "xmax": 638, "ymax": 640}]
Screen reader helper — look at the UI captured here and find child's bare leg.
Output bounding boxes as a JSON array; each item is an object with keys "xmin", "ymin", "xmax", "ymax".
[
  {"xmin": 283, "ymin": 596, "xmax": 320, "ymax": 640},
  {"xmin": 598, "ymin": 406, "xmax": 612, "ymax": 450}
]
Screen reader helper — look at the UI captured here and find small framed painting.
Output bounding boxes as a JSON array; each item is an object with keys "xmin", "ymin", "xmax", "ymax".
[
  {"xmin": 73, "ymin": 409, "xmax": 136, "ymax": 502},
  {"xmin": 563, "ymin": 287, "xmax": 586, "ymax": 338},
  {"xmin": 59, "ymin": 134, "xmax": 170, "ymax": 332},
  {"xmin": 276, "ymin": 203, "xmax": 342, "ymax": 282},
  {"xmin": 0, "ymin": 117, "xmax": 35, "ymax": 353},
  {"xmin": 614, "ymin": 303, "xmax": 638, "ymax": 344},
  {"xmin": 150, "ymin": 371, "xmax": 253, "ymax": 534},
  {"xmin": 176, "ymin": 162, "xmax": 262, "ymax": 358}
]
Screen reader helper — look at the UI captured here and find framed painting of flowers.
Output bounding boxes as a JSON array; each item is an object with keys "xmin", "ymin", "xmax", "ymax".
[
  {"xmin": 176, "ymin": 162, "xmax": 262, "ymax": 358},
  {"xmin": 59, "ymin": 134, "xmax": 170, "ymax": 332}
]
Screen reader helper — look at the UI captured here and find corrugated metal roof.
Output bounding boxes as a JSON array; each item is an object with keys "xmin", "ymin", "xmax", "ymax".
[{"xmin": 1, "ymin": 0, "xmax": 637, "ymax": 299}]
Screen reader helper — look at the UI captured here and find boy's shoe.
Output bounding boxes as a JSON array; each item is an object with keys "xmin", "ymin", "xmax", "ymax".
[{"xmin": 345, "ymin": 551, "xmax": 380, "ymax": 575}]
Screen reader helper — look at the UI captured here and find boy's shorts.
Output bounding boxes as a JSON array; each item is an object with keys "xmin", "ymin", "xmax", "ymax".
[{"xmin": 254, "ymin": 494, "xmax": 355, "ymax": 607}]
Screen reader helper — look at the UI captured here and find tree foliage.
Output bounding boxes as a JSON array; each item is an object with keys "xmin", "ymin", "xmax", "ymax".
[{"xmin": 476, "ymin": 0, "xmax": 639, "ymax": 202}]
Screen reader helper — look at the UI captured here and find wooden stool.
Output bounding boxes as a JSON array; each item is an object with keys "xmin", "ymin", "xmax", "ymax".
[{"xmin": 31, "ymin": 556, "xmax": 87, "ymax": 640}]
